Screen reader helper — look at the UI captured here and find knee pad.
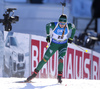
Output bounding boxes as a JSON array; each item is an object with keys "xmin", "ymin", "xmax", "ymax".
[{"xmin": 43, "ymin": 58, "xmax": 48, "ymax": 63}]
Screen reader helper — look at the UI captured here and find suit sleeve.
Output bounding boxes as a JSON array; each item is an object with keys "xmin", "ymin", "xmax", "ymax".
[
  {"xmin": 46, "ymin": 22, "xmax": 55, "ymax": 36},
  {"xmin": 68, "ymin": 23, "xmax": 76, "ymax": 39}
]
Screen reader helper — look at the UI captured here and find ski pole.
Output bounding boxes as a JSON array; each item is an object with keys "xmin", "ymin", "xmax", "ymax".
[{"xmin": 72, "ymin": 42, "xmax": 88, "ymax": 52}]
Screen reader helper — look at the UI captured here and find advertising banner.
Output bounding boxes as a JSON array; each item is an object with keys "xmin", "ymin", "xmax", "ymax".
[
  {"xmin": 3, "ymin": 31, "xmax": 30, "ymax": 77},
  {"xmin": 0, "ymin": 31, "xmax": 4, "ymax": 77},
  {"xmin": 1, "ymin": 31, "xmax": 100, "ymax": 80},
  {"xmin": 31, "ymin": 35, "xmax": 100, "ymax": 80}
]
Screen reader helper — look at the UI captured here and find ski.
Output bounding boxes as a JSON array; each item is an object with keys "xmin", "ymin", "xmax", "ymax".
[{"xmin": 15, "ymin": 80, "xmax": 35, "ymax": 83}]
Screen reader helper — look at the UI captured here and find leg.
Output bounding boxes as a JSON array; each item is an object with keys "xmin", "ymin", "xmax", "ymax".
[
  {"xmin": 36, "ymin": 42, "xmax": 58, "ymax": 71},
  {"xmin": 57, "ymin": 43, "xmax": 68, "ymax": 83},
  {"xmin": 25, "ymin": 42, "xmax": 58, "ymax": 82}
]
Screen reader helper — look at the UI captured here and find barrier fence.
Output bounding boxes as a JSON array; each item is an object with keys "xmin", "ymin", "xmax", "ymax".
[
  {"xmin": 31, "ymin": 35, "xmax": 100, "ymax": 80},
  {"xmin": 0, "ymin": 31, "xmax": 100, "ymax": 80}
]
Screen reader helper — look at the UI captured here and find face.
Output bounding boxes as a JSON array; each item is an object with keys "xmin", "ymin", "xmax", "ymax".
[{"xmin": 59, "ymin": 22, "xmax": 66, "ymax": 28}]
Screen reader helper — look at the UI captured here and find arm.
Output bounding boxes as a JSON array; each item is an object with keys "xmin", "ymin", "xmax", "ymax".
[
  {"xmin": 46, "ymin": 22, "xmax": 55, "ymax": 42},
  {"xmin": 68, "ymin": 23, "xmax": 76, "ymax": 39},
  {"xmin": 46, "ymin": 22, "xmax": 55, "ymax": 36},
  {"xmin": 68, "ymin": 23, "xmax": 76, "ymax": 43}
]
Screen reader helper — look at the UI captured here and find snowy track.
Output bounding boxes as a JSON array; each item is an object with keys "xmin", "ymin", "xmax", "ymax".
[{"xmin": 0, "ymin": 78, "xmax": 100, "ymax": 89}]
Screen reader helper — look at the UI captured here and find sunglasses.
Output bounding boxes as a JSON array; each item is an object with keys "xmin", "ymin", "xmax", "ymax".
[{"xmin": 59, "ymin": 22, "xmax": 66, "ymax": 25}]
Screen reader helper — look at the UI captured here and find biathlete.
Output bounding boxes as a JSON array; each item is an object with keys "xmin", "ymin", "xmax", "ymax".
[{"xmin": 25, "ymin": 14, "xmax": 76, "ymax": 83}]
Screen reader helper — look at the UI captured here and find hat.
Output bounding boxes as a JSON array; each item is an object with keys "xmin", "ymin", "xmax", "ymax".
[{"xmin": 59, "ymin": 14, "xmax": 67, "ymax": 22}]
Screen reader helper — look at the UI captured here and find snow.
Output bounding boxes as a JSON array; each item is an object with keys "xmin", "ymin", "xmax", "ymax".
[{"xmin": 0, "ymin": 78, "xmax": 100, "ymax": 89}]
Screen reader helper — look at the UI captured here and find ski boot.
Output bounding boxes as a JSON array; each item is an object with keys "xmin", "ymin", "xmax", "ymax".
[
  {"xmin": 24, "ymin": 69, "xmax": 39, "ymax": 82},
  {"xmin": 57, "ymin": 71, "xmax": 62, "ymax": 83}
]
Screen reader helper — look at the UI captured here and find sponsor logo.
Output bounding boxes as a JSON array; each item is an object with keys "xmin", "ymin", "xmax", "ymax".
[
  {"xmin": 44, "ymin": 55, "xmax": 49, "ymax": 59},
  {"xmin": 49, "ymin": 49, "xmax": 53, "ymax": 54},
  {"xmin": 57, "ymin": 29, "xmax": 63, "ymax": 33}
]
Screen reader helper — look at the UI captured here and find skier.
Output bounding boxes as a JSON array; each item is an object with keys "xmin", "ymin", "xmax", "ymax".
[{"xmin": 25, "ymin": 14, "xmax": 76, "ymax": 83}]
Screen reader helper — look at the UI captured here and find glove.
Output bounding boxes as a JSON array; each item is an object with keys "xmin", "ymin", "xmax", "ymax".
[
  {"xmin": 68, "ymin": 38, "xmax": 73, "ymax": 43},
  {"xmin": 46, "ymin": 36, "xmax": 50, "ymax": 42}
]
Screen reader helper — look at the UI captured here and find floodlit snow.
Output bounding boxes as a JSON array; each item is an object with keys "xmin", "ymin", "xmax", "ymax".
[{"xmin": 0, "ymin": 78, "xmax": 100, "ymax": 89}]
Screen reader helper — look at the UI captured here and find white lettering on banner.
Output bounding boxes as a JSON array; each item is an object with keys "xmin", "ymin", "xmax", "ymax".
[
  {"xmin": 42, "ymin": 48, "xmax": 47, "ymax": 74},
  {"xmin": 84, "ymin": 58, "xmax": 90, "ymax": 79},
  {"xmin": 93, "ymin": 61, "xmax": 97, "ymax": 79},
  {"xmin": 31, "ymin": 37, "xmax": 100, "ymax": 80},
  {"xmin": 76, "ymin": 56, "xmax": 82, "ymax": 79},
  {"xmin": 67, "ymin": 54, "xmax": 73, "ymax": 78},
  {"xmin": 32, "ymin": 45, "xmax": 38, "ymax": 72},
  {"xmin": 93, "ymin": 55, "xmax": 99, "ymax": 80}
]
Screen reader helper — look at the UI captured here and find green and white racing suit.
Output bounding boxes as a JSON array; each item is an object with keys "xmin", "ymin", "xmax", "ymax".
[{"xmin": 36, "ymin": 22, "xmax": 76, "ymax": 72}]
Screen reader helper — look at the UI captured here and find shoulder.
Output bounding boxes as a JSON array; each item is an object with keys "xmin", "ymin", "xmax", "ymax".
[
  {"xmin": 67, "ymin": 23, "xmax": 75, "ymax": 28},
  {"xmin": 46, "ymin": 22, "xmax": 58, "ymax": 27}
]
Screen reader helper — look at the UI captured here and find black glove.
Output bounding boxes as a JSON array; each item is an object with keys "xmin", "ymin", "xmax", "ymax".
[
  {"xmin": 46, "ymin": 36, "xmax": 50, "ymax": 42},
  {"xmin": 68, "ymin": 38, "xmax": 73, "ymax": 43}
]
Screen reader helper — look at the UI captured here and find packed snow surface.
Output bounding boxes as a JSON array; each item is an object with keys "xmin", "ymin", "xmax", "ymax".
[{"xmin": 0, "ymin": 78, "xmax": 100, "ymax": 89}]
